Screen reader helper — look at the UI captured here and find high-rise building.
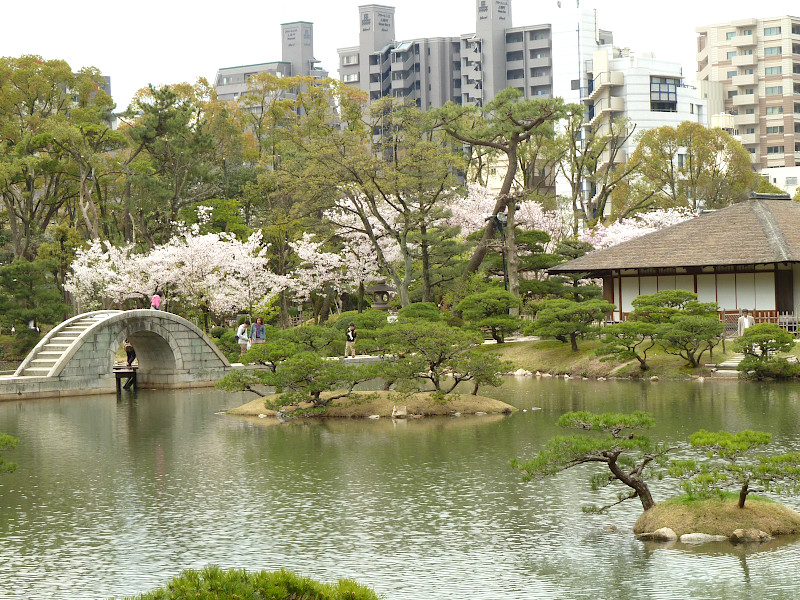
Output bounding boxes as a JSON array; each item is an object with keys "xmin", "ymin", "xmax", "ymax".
[
  {"xmin": 215, "ymin": 22, "xmax": 327, "ymax": 103},
  {"xmin": 696, "ymin": 16, "xmax": 800, "ymax": 170}
]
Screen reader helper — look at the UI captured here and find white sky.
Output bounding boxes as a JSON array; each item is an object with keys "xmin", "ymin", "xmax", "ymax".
[{"xmin": 2, "ymin": 0, "xmax": 798, "ymax": 110}]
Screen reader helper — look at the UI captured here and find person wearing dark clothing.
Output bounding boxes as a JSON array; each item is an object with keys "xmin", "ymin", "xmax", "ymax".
[
  {"xmin": 124, "ymin": 339, "xmax": 136, "ymax": 367},
  {"xmin": 345, "ymin": 323, "xmax": 357, "ymax": 358}
]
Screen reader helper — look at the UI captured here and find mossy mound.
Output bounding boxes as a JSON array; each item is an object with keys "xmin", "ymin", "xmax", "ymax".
[
  {"xmin": 634, "ymin": 494, "xmax": 800, "ymax": 537},
  {"xmin": 227, "ymin": 390, "xmax": 515, "ymax": 418}
]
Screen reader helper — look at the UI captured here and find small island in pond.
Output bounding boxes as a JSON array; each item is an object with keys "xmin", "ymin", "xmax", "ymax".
[{"xmin": 227, "ymin": 390, "xmax": 515, "ymax": 419}]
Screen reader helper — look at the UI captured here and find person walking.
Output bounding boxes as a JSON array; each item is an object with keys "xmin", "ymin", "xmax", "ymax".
[
  {"xmin": 249, "ymin": 317, "xmax": 266, "ymax": 345},
  {"xmin": 236, "ymin": 319, "xmax": 251, "ymax": 354},
  {"xmin": 737, "ymin": 309, "xmax": 755, "ymax": 337},
  {"xmin": 150, "ymin": 292, "xmax": 162, "ymax": 310},
  {"xmin": 345, "ymin": 323, "xmax": 357, "ymax": 358}
]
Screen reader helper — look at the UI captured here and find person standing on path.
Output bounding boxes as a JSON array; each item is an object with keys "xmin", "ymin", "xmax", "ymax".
[
  {"xmin": 345, "ymin": 323, "xmax": 357, "ymax": 358},
  {"xmin": 236, "ymin": 319, "xmax": 251, "ymax": 354},
  {"xmin": 249, "ymin": 317, "xmax": 266, "ymax": 345},
  {"xmin": 737, "ymin": 309, "xmax": 755, "ymax": 337},
  {"xmin": 150, "ymin": 292, "xmax": 162, "ymax": 310}
]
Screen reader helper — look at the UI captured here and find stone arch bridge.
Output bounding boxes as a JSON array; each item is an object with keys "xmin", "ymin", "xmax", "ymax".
[{"xmin": 2, "ymin": 310, "xmax": 231, "ymax": 400}]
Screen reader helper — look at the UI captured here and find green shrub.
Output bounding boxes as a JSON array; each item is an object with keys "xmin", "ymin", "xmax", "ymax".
[
  {"xmin": 329, "ymin": 309, "xmax": 388, "ymax": 331},
  {"xmin": 214, "ymin": 330, "xmax": 241, "ymax": 362},
  {"xmin": 738, "ymin": 356, "xmax": 800, "ymax": 380},
  {"xmin": 209, "ymin": 326, "xmax": 227, "ymax": 339},
  {"xmin": 115, "ymin": 565, "xmax": 380, "ymax": 600},
  {"xmin": 397, "ymin": 302, "xmax": 443, "ymax": 323},
  {"xmin": 5, "ymin": 330, "xmax": 40, "ymax": 360}
]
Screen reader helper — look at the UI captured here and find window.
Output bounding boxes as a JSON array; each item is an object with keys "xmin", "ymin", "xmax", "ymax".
[
  {"xmin": 765, "ymin": 66, "xmax": 782, "ymax": 75},
  {"xmin": 341, "ymin": 54, "xmax": 359, "ymax": 66},
  {"xmin": 767, "ymin": 126, "xmax": 784, "ymax": 134},
  {"xmin": 744, "ymin": 68, "xmax": 754, "ymax": 74},
  {"xmin": 795, "ymin": 44, "xmax": 800, "ymax": 55},
  {"xmin": 796, "ymin": 123, "xmax": 800, "ymax": 133},
  {"xmin": 650, "ymin": 76, "xmax": 678, "ymax": 112},
  {"xmin": 766, "ymin": 86, "xmax": 783, "ymax": 95},
  {"xmin": 727, "ymin": 70, "xmax": 738, "ymax": 78},
  {"xmin": 745, "ymin": 88, "xmax": 754, "ymax": 94},
  {"xmin": 745, "ymin": 127, "xmax": 756, "ymax": 134},
  {"xmin": 506, "ymin": 32, "xmax": 523, "ymax": 44},
  {"xmin": 742, "ymin": 49, "xmax": 754, "ymax": 55},
  {"xmin": 743, "ymin": 29, "xmax": 752, "ymax": 35},
  {"xmin": 767, "ymin": 146, "xmax": 785, "ymax": 154},
  {"xmin": 726, "ymin": 32, "xmax": 737, "ymax": 40},
  {"xmin": 765, "ymin": 46, "xmax": 782, "ymax": 55},
  {"xmin": 796, "ymin": 103, "xmax": 800, "ymax": 113},
  {"xmin": 727, "ymin": 51, "xmax": 737, "ymax": 59},
  {"xmin": 794, "ymin": 24, "xmax": 800, "ymax": 35},
  {"xmin": 728, "ymin": 90, "xmax": 738, "ymax": 98},
  {"xmin": 795, "ymin": 64, "xmax": 800, "ymax": 74},
  {"xmin": 787, "ymin": 177, "xmax": 798, "ymax": 186},
  {"xmin": 748, "ymin": 147, "xmax": 756, "ymax": 154},
  {"xmin": 767, "ymin": 106, "xmax": 784, "ymax": 114},
  {"xmin": 746, "ymin": 108, "xmax": 755, "ymax": 114},
  {"xmin": 342, "ymin": 73, "xmax": 359, "ymax": 83},
  {"xmin": 764, "ymin": 27, "xmax": 782, "ymax": 35},
  {"xmin": 506, "ymin": 50, "xmax": 524, "ymax": 61}
]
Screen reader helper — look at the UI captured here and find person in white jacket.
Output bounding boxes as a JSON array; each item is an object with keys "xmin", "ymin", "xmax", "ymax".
[{"xmin": 236, "ymin": 319, "xmax": 251, "ymax": 354}]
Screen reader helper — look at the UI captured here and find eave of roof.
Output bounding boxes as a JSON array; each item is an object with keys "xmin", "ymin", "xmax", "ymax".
[{"xmin": 549, "ymin": 199, "xmax": 800, "ymax": 275}]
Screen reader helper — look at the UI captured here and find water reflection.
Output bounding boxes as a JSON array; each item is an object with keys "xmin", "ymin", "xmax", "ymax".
[{"xmin": 0, "ymin": 380, "xmax": 799, "ymax": 599}]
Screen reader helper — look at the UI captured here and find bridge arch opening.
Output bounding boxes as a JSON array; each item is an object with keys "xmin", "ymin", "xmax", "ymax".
[{"xmin": 111, "ymin": 328, "xmax": 179, "ymax": 387}]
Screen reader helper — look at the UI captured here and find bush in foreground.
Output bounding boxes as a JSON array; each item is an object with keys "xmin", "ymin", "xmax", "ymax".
[{"xmin": 116, "ymin": 566, "xmax": 380, "ymax": 600}]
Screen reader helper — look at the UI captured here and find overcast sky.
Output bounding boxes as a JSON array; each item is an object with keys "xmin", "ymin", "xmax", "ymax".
[{"xmin": 2, "ymin": 0, "xmax": 798, "ymax": 110}]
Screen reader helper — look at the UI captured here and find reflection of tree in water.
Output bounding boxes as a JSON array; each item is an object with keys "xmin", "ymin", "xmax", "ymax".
[{"xmin": 516, "ymin": 530, "xmax": 800, "ymax": 600}]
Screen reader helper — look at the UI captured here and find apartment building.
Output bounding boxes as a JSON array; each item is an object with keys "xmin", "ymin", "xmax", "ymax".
[
  {"xmin": 696, "ymin": 16, "xmax": 800, "ymax": 170},
  {"xmin": 215, "ymin": 22, "xmax": 327, "ymax": 103},
  {"xmin": 586, "ymin": 47, "xmax": 707, "ymax": 170},
  {"xmin": 337, "ymin": 1, "xmax": 560, "ymax": 108}
]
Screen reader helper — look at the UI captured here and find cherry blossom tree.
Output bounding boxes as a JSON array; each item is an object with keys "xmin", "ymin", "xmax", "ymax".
[{"xmin": 578, "ymin": 208, "xmax": 696, "ymax": 251}]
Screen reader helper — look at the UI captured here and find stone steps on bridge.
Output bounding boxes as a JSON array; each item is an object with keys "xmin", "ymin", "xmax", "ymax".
[{"xmin": 18, "ymin": 312, "xmax": 118, "ymax": 377}]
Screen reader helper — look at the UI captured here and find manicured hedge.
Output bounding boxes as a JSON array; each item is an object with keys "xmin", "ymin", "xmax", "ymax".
[{"xmin": 117, "ymin": 566, "xmax": 380, "ymax": 600}]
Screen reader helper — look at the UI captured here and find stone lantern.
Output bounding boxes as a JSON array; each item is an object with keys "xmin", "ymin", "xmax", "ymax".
[{"xmin": 365, "ymin": 280, "xmax": 396, "ymax": 311}]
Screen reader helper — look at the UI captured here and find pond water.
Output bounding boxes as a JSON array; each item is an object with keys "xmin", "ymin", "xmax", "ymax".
[{"xmin": 1, "ymin": 379, "xmax": 800, "ymax": 599}]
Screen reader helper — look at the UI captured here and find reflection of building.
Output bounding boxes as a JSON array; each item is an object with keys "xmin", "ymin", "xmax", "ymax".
[
  {"xmin": 215, "ymin": 22, "xmax": 327, "ymax": 103},
  {"xmin": 550, "ymin": 195, "xmax": 800, "ymax": 323},
  {"xmin": 696, "ymin": 16, "xmax": 800, "ymax": 170}
]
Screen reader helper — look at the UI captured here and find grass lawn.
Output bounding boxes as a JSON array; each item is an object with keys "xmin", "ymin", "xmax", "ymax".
[{"xmin": 479, "ymin": 338, "xmax": 736, "ymax": 379}]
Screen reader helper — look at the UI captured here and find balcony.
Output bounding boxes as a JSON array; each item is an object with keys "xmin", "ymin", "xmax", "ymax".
[
  {"xmin": 732, "ymin": 73, "xmax": 757, "ymax": 86},
  {"xmin": 587, "ymin": 71, "xmax": 624, "ymax": 102},
  {"xmin": 733, "ymin": 54, "xmax": 757, "ymax": 66},
  {"xmin": 529, "ymin": 56, "xmax": 551, "ymax": 68},
  {"xmin": 588, "ymin": 96, "xmax": 624, "ymax": 127},
  {"xmin": 739, "ymin": 132, "xmax": 758, "ymax": 144},
  {"xmin": 506, "ymin": 59, "xmax": 524, "ymax": 71},
  {"xmin": 734, "ymin": 112, "xmax": 759, "ymax": 125},
  {"xmin": 731, "ymin": 34, "xmax": 757, "ymax": 47},
  {"xmin": 697, "ymin": 62, "xmax": 711, "ymax": 80},
  {"xmin": 733, "ymin": 93, "xmax": 758, "ymax": 106},
  {"xmin": 597, "ymin": 149, "xmax": 626, "ymax": 171},
  {"xmin": 529, "ymin": 74, "xmax": 552, "ymax": 87},
  {"xmin": 527, "ymin": 37, "xmax": 550, "ymax": 50},
  {"xmin": 696, "ymin": 47, "xmax": 708, "ymax": 64}
]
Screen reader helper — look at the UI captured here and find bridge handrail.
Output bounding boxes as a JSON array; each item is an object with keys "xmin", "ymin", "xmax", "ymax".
[{"xmin": 13, "ymin": 310, "xmax": 122, "ymax": 377}]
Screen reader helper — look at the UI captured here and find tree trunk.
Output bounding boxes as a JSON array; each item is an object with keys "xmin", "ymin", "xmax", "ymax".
[
  {"xmin": 357, "ymin": 281, "xmax": 365, "ymax": 313},
  {"xmin": 738, "ymin": 481, "xmax": 749, "ymax": 509},
  {"xmin": 608, "ymin": 457, "xmax": 655, "ymax": 511},
  {"xmin": 570, "ymin": 333, "xmax": 579, "ymax": 352},
  {"xmin": 505, "ymin": 199, "xmax": 520, "ymax": 305},
  {"xmin": 279, "ymin": 290, "xmax": 291, "ymax": 329},
  {"xmin": 420, "ymin": 223, "xmax": 431, "ymax": 303}
]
